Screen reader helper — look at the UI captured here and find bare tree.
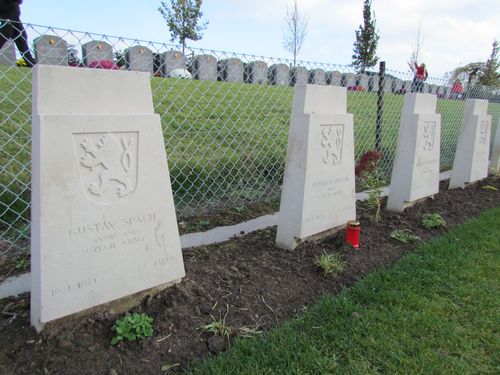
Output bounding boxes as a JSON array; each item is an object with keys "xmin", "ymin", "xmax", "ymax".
[
  {"xmin": 408, "ymin": 20, "xmax": 424, "ymax": 73},
  {"xmin": 283, "ymin": 0, "xmax": 308, "ymax": 67}
]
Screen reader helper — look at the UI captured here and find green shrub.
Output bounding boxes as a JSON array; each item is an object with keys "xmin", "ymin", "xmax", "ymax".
[{"xmin": 111, "ymin": 313, "xmax": 153, "ymax": 345}]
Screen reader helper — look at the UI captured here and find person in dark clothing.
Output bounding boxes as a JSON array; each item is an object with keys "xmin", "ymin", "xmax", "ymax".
[{"xmin": 0, "ymin": 0, "xmax": 35, "ymax": 67}]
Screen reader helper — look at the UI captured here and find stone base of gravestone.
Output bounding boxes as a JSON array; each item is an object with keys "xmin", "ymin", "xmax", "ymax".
[
  {"xmin": 0, "ymin": 39, "xmax": 16, "ymax": 66},
  {"xmin": 31, "ymin": 65, "xmax": 185, "ymax": 331},
  {"xmin": 387, "ymin": 94, "xmax": 441, "ymax": 212},
  {"xmin": 276, "ymin": 85, "xmax": 356, "ymax": 250},
  {"xmin": 490, "ymin": 118, "xmax": 500, "ymax": 174},
  {"xmin": 449, "ymin": 99, "xmax": 492, "ymax": 189}
]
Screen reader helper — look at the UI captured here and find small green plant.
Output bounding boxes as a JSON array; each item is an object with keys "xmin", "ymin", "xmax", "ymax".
[
  {"xmin": 201, "ymin": 318, "xmax": 231, "ymax": 338},
  {"xmin": 189, "ymin": 219, "xmax": 211, "ymax": 232},
  {"xmin": 314, "ymin": 252, "xmax": 346, "ymax": 276},
  {"xmin": 422, "ymin": 213, "xmax": 447, "ymax": 229},
  {"xmin": 390, "ymin": 229, "xmax": 421, "ymax": 243},
  {"xmin": 111, "ymin": 313, "xmax": 153, "ymax": 345},
  {"xmin": 161, "ymin": 363, "xmax": 180, "ymax": 373},
  {"xmin": 360, "ymin": 171, "xmax": 385, "ymax": 222},
  {"xmin": 14, "ymin": 257, "xmax": 29, "ymax": 271},
  {"xmin": 482, "ymin": 185, "xmax": 498, "ymax": 191}
]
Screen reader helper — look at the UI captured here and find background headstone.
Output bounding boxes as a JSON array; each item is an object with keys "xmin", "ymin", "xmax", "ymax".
[
  {"xmin": 82, "ymin": 41, "xmax": 113, "ymax": 67},
  {"xmin": 161, "ymin": 50, "xmax": 186, "ymax": 77},
  {"xmin": 125, "ymin": 46, "xmax": 153, "ymax": 74},
  {"xmin": 491, "ymin": 118, "xmax": 500, "ymax": 174},
  {"xmin": 392, "ymin": 78, "xmax": 403, "ymax": 93},
  {"xmin": 218, "ymin": 58, "xmax": 244, "ymax": 83},
  {"xmin": 245, "ymin": 60, "xmax": 268, "ymax": 84},
  {"xmin": 387, "ymin": 94, "xmax": 441, "ymax": 212},
  {"xmin": 290, "ymin": 66, "xmax": 308, "ymax": 85},
  {"xmin": 193, "ymin": 54, "xmax": 217, "ymax": 81},
  {"xmin": 269, "ymin": 63, "xmax": 290, "ymax": 85},
  {"xmin": 342, "ymin": 73, "xmax": 356, "ymax": 87},
  {"xmin": 403, "ymin": 80, "xmax": 412, "ymax": 94},
  {"xmin": 357, "ymin": 73, "xmax": 369, "ymax": 90},
  {"xmin": 422, "ymin": 83, "xmax": 430, "ymax": 93},
  {"xmin": 384, "ymin": 77, "xmax": 393, "ymax": 92},
  {"xmin": 0, "ymin": 39, "xmax": 16, "ymax": 66},
  {"xmin": 308, "ymin": 68, "xmax": 326, "ymax": 85},
  {"xmin": 449, "ymin": 99, "xmax": 492, "ymax": 188},
  {"xmin": 276, "ymin": 85, "xmax": 356, "ymax": 250},
  {"xmin": 326, "ymin": 71, "xmax": 342, "ymax": 86},
  {"xmin": 369, "ymin": 75, "xmax": 379, "ymax": 92},
  {"xmin": 31, "ymin": 65, "xmax": 185, "ymax": 331},
  {"xmin": 34, "ymin": 35, "xmax": 68, "ymax": 66}
]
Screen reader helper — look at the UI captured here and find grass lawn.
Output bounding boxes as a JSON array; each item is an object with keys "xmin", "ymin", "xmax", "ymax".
[
  {"xmin": 187, "ymin": 207, "xmax": 500, "ymax": 374},
  {"xmin": 1, "ymin": 66, "xmax": 500, "ymax": 220}
]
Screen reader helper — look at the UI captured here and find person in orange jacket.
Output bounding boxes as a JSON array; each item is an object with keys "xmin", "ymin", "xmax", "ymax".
[
  {"xmin": 0, "ymin": 0, "xmax": 35, "ymax": 67},
  {"xmin": 410, "ymin": 62, "xmax": 428, "ymax": 93}
]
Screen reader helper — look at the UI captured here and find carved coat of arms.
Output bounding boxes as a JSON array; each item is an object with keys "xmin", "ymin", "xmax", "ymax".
[
  {"xmin": 320, "ymin": 124, "xmax": 344, "ymax": 168},
  {"xmin": 73, "ymin": 132, "xmax": 138, "ymax": 204},
  {"xmin": 422, "ymin": 121, "xmax": 436, "ymax": 151}
]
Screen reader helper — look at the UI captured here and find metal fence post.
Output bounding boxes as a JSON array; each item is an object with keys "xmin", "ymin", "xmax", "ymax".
[{"xmin": 376, "ymin": 61, "xmax": 385, "ymax": 152}]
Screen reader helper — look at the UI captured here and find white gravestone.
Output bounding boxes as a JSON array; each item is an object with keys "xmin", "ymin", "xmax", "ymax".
[
  {"xmin": 245, "ymin": 61, "xmax": 268, "ymax": 84},
  {"xmin": 309, "ymin": 69, "xmax": 326, "ymax": 85},
  {"xmin": 31, "ymin": 65, "xmax": 185, "ymax": 331},
  {"xmin": 449, "ymin": 99, "xmax": 492, "ymax": 189},
  {"xmin": 327, "ymin": 71, "xmax": 342, "ymax": 86},
  {"xmin": 276, "ymin": 85, "xmax": 356, "ymax": 250},
  {"xmin": 34, "ymin": 35, "xmax": 68, "ymax": 66},
  {"xmin": 82, "ymin": 41, "xmax": 113, "ymax": 67},
  {"xmin": 291, "ymin": 66, "xmax": 308, "ymax": 85},
  {"xmin": 0, "ymin": 39, "xmax": 16, "ymax": 66},
  {"xmin": 193, "ymin": 54, "xmax": 217, "ymax": 81},
  {"xmin": 125, "ymin": 46, "xmax": 153, "ymax": 74},
  {"xmin": 386, "ymin": 94, "xmax": 441, "ymax": 212},
  {"xmin": 490, "ymin": 118, "xmax": 500, "ymax": 174}
]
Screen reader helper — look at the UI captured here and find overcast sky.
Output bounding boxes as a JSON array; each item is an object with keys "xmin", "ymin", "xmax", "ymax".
[{"xmin": 21, "ymin": 0, "xmax": 499, "ymax": 78}]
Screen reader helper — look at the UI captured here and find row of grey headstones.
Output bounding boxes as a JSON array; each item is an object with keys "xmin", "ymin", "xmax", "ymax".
[{"xmin": 0, "ymin": 34, "xmax": 449, "ymax": 94}]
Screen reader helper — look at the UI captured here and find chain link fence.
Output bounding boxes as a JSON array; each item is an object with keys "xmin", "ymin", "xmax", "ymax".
[{"xmin": 1, "ymin": 22, "xmax": 499, "ymax": 256}]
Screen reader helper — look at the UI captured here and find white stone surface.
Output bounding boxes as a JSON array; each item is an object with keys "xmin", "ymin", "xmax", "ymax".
[
  {"xmin": 449, "ymin": 99, "xmax": 492, "ymax": 189},
  {"xmin": 387, "ymin": 94, "xmax": 441, "ymax": 212},
  {"xmin": 31, "ymin": 65, "xmax": 185, "ymax": 331},
  {"xmin": 490, "ymin": 118, "xmax": 500, "ymax": 174},
  {"xmin": 276, "ymin": 85, "xmax": 356, "ymax": 250}
]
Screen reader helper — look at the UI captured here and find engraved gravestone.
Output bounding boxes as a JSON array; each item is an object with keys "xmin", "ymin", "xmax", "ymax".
[
  {"xmin": 387, "ymin": 94, "xmax": 441, "ymax": 212},
  {"xmin": 245, "ymin": 60, "xmax": 268, "ymax": 84},
  {"xmin": 403, "ymin": 80, "xmax": 412, "ymax": 94},
  {"xmin": 276, "ymin": 85, "xmax": 356, "ymax": 250},
  {"xmin": 291, "ymin": 66, "xmax": 308, "ymax": 85},
  {"xmin": 125, "ymin": 46, "xmax": 153, "ymax": 74},
  {"xmin": 342, "ymin": 73, "xmax": 356, "ymax": 87},
  {"xmin": 218, "ymin": 58, "xmax": 244, "ymax": 83},
  {"xmin": 491, "ymin": 118, "xmax": 500, "ymax": 174},
  {"xmin": 326, "ymin": 71, "xmax": 342, "ymax": 86},
  {"xmin": 449, "ymin": 99, "xmax": 492, "ymax": 188},
  {"xmin": 308, "ymin": 69, "xmax": 326, "ymax": 85},
  {"xmin": 82, "ymin": 41, "xmax": 113, "ymax": 67},
  {"xmin": 269, "ymin": 63, "xmax": 290, "ymax": 85},
  {"xmin": 193, "ymin": 54, "xmax": 217, "ymax": 81},
  {"xmin": 34, "ymin": 35, "xmax": 68, "ymax": 66},
  {"xmin": 357, "ymin": 73, "xmax": 369, "ymax": 89},
  {"xmin": 0, "ymin": 39, "xmax": 16, "ymax": 66},
  {"xmin": 161, "ymin": 50, "xmax": 186, "ymax": 77},
  {"xmin": 31, "ymin": 65, "xmax": 185, "ymax": 331}
]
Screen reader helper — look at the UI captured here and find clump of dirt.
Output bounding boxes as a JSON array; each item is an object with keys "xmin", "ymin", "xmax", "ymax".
[{"xmin": 0, "ymin": 177, "xmax": 499, "ymax": 375}]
